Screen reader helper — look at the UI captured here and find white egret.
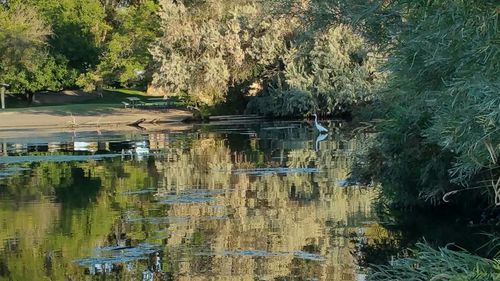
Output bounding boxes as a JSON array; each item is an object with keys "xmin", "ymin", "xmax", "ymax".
[
  {"xmin": 315, "ymin": 133, "xmax": 328, "ymax": 151},
  {"xmin": 312, "ymin": 113, "xmax": 328, "ymax": 134}
]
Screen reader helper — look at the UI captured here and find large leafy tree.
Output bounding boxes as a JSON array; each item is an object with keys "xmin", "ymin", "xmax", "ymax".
[
  {"xmin": 290, "ymin": 0, "xmax": 499, "ymax": 205},
  {"xmin": 2, "ymin": 0, "xmax": 160, "ymax": 93},
  {"xmin": 356, "ymin": 0, "xmax": 499, "ymax": 206},
  {"xmin": 151, "ymin": 0, "xmax": 268, "ymax": 105},
  {"xmin": 0, "ymin": 3, "xmax": 69, "ymax": 94},
  {"xmin": 78, "ymin": 0, "xmax": 160, "ymax": 91},
  {"xmin": 22, "ymin": 0, "xmax": 109, "ymax": 71},
  {"xmin": 151, "ymin": 0, "xmax": 381, "ymax": 113},
  {"xmin": 247, "ymin": 23, "xmax": 382, "ymax": 116}
]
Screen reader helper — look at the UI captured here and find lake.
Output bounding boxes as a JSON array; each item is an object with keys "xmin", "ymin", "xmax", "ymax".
[{"xmin": 0, "ymin": 121, "xmax": 383, "ymax": 280}]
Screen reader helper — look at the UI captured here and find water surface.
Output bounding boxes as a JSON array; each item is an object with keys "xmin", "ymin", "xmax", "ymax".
[{"xmin": 0, "ymin": 121, "xmax": 380, "ymax": 280}]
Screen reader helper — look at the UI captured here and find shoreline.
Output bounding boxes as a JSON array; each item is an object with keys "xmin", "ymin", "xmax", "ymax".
[{"xmin": 0, "ymin": 108, "xmax": 193, "ymax": 131}]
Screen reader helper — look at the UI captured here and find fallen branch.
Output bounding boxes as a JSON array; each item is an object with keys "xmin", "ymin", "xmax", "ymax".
[
  {"xmin": 127, "ymin": 118, "xmax": 147, "ymax": 127},
  {"xmin": 148, "ymin": 118, "xmax": 160, "ymax": 124}
]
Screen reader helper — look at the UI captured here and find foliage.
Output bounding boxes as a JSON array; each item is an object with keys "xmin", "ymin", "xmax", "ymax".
[
  {"xmin": 2, "ymin": 0, "xmax": 159, "ymax": 94},
  {"xmin": 369, "ymin": 242, "xmax": 500, "ymax": 281},
  {"xmin": 151, "ymin": 0, "xmax": 381, "ymax": 113},
  {"xmin": 247, "ymin": 24, "xmax": 382, "ymax": 116},
  {"xmin": 369, "ymin": 0, "xmax": 499, "ymax": 205},
  {"xmin": 291, "ymin": 0, "xmax": 500, "ymax": 205},
  {"xmin": 19, "ymin": 0, "xmax": 109, "ymax": 71},
  {"xmin": 151, "ymin": 0, "xmax": 269, "ymax": 105},
  {"xmin": 79, "ymin": 0, "xmax": 160, "ymax": 90},
  {"xmin": 0, "ymin": 3, "xmax": 70, "ymax": 93}
]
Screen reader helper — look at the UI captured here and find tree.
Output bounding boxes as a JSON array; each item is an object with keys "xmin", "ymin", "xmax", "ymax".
[
  {"xmin": 22, "ymin": 0, "xmax": 109, "ymax": 72},
  {"xmin": 247, "ymin": 23, "xmax": 382, "ymax": 116},
  {"xmin": 151, "ymin": 0, "xmax": 297, "ymax": 106},
  {"xmin": 295, "ymin": 0, "xmax": 499, "ymax": 205},
  {"xmin": 0, "ymin": 3, "xmax": 69, "ymax": 96},
  {"xmin": 78, "ymin": 0, "xmax": 160, "ymax": 91}
]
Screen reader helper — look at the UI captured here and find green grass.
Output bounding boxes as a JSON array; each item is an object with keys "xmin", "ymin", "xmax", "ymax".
[
  {"xmin": 87, "ymin": 88, "xmax": 147, "ymax": 104},
  {"xmin": 4, "ymin": 103, "xmax": 120, "ymax": 114},
  {"xmin": 2, "ymin": 89, "xmax": 187, "ymax": 115},
  {"xmin": 369, "ymin": 242, "xmax": 500, "ymax": 281},
  {"xmin": 3, "ymin": 88, "xmax": 149, "ymax": 109}
]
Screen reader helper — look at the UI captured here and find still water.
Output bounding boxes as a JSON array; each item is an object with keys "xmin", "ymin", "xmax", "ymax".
[{"xmin": 0, "ymin": 121, "xmax": 382, "ymax": 281}]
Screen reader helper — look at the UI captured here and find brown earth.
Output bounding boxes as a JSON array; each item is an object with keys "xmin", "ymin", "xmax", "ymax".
[{"xmin": 0, "ymin": 108, "xmax": 193, "ymax": 130}]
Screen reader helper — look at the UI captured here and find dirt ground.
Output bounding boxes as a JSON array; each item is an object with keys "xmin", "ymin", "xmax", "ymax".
[{"xmin": 0, "ymin": 108, "xmax": 193, "ymax": 130}]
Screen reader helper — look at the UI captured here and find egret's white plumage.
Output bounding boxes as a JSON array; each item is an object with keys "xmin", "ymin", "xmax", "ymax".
[
  {"xmin": 315, "ymin": 133, "xmax": 328, "ymax": 151},
  {"xmin": 312, "ymin": 113, "xmax": 328, "ymax": 134}
]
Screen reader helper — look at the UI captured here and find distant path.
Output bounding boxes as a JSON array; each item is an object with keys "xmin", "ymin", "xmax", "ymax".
[{"xmin": 0, "ymin": 108, "xmax": 193, "ymax": 130}]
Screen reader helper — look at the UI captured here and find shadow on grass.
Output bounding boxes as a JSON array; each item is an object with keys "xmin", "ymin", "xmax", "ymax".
[
  {"xmin": 11, "ymin": 104, "xmax": 123, "ymax": 117},
  {"xmin": 3, "ymin": 89, "xmax": 149, "ymax": 109}
]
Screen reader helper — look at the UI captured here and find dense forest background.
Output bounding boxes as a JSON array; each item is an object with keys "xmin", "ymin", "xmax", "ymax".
[{"xmin": 1, "ymin": 0, "xmax": 499, "ymax": 278}]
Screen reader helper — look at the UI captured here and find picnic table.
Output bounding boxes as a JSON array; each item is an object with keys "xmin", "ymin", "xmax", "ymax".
[
  {"xmin": 122, "ymin": 97, "xmax": 172, "ymax": 110},
  {"xmin": 125, "ymin": 97, "xmax": 141, "ymax": 108},
  {"xmin": 147, "ymin": 98, "xmax": 166, "ymax": 102}
]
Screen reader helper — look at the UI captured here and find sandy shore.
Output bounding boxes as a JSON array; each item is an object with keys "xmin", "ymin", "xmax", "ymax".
[{"xmin": 0, "ymin": 108, "xmax": 193, "ymax": 130}]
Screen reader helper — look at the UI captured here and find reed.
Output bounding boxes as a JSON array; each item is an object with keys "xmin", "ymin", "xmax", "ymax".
[{"xmin": 369, "ymin": 242, "xmax": 500, "ymax": 281}]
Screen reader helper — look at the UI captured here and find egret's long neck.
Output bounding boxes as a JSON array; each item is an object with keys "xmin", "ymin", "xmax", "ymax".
[{"xmin": 314, "ymin": 115, "xmax": 318, "ymax": 125}]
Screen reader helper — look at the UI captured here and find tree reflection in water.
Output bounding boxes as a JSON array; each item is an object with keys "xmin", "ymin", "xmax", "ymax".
[{"xmin": 0, "ymin": 121, "xmax": 380, "ymax": 281}]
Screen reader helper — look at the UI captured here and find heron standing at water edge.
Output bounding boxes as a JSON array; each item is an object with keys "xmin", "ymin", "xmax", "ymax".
[{"xmin": 312, "ymin": 113, "xmax": 328, "ymax": 134}]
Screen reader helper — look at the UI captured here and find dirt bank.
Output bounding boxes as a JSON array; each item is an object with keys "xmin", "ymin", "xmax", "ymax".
[{"xmin": 0, "ymin": 108, "xmax": 193, "ymax": 130}]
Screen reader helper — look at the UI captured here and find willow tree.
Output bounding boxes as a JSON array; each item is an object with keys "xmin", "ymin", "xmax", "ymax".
[
  {"xmin": 289, "ymin": 0, "xmax": 499, "ymax": 205},
  {"xmin": 151, "ymin": 0, "xmax": 298, "ymax": 106},
  {"xmin": 358, "ymin": 0, "xmax": 500, "ymax": 206},
  {"xmin": 246, "ymin": 23, "xmax": 382, "ymax": 116},
  {"xmin": 152, "ymin": 0, "xmax": 254, "ymax": 105}
]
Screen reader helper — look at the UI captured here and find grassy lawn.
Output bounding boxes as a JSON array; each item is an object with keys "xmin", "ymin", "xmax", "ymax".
[
  {"xmin": 4, "ymin": 103, "xmax": 121, "ymax": 114},
  {"xmin": 2, "ymin": 89, "xmax": 186, "ymax": 114},
  {"xmin": 3, "ymin": 88, "xmax": 149, "ymax": 109},
  {"xmin": 85, "ymin": 89, "xmax": 148, "ymax": 104}
]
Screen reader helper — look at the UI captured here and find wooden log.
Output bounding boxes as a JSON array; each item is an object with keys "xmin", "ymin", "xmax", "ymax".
[{"xmin": 128, "ymin": 118, "xmax": 147, "ymax": 126}]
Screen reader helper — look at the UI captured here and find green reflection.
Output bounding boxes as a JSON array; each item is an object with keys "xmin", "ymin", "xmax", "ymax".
[{"xmin": 0, "ymin": 122, "xmax": 379, "ymax": 280}]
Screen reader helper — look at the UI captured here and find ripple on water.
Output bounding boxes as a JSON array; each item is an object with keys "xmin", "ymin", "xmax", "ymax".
[
  {"xmin": 231, "ymin": 167, "xmax": 320, "ymax": 176},
  {"xmin": 118, "ymin": 188, "xmax": 157, "ymax": 195},
  {"xmin": 73, "ymin": 243, "xmax": 160, "ymax": 266},
  {"xmin": 0, "ymin": 154, "xmax": 121, "ymax": 165},
  {"xmin": 196, "ymin": 249, "xmax": 325, "ymax": 262},
  {"xmin": 155, "ymin": 189, "xmax": 228, "ymax": 204},
  {"xmin": 0, "ymin": 166, "xmax": 31, "ymax": 178},
  {"xmin": 126, "ymin": 215, "xmax": 229, "ymax": 225}
]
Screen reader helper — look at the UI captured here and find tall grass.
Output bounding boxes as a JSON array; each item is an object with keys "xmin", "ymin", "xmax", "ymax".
[{"xmin": 369, "ymin": 242, "xmax": 500, "ymax": 281}]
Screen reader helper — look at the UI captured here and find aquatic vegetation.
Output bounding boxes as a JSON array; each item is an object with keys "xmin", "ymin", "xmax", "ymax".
[{"xmin": 369, "ymin": 242, "xmax": 500, "ymax": 281}]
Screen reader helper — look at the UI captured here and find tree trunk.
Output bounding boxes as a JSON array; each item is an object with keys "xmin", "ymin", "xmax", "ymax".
[
  {"xmin": 0, "ymin": 87, "xmax": 5, "ymax": 109},
  {"xmin": 26, "ymin": 92, "xmax": 36, "ymax": 104}
]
